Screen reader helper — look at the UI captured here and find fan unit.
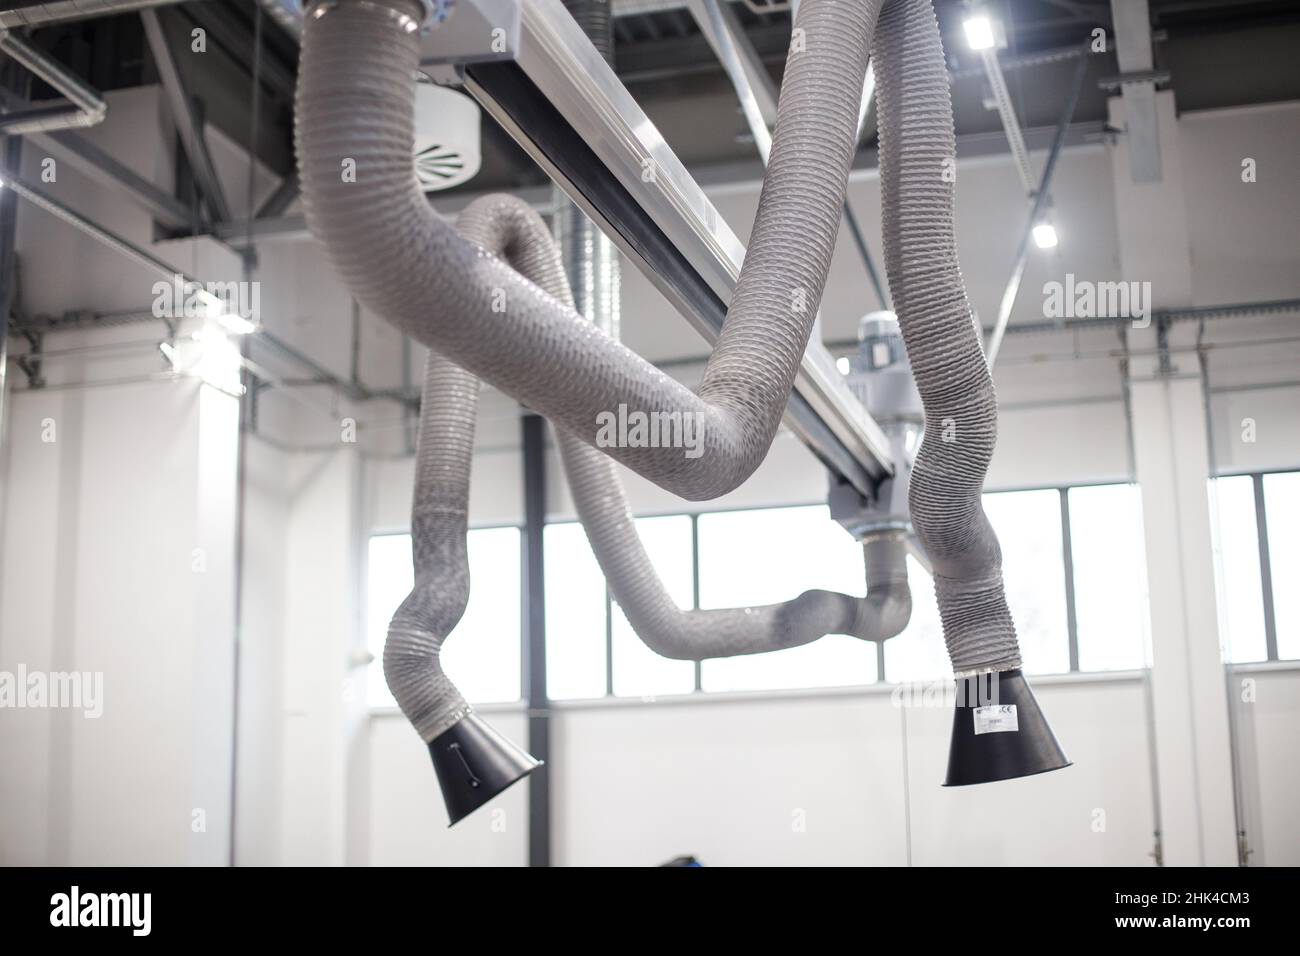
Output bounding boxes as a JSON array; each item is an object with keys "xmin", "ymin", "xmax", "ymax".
[{"xmin": 413, "ymin": 82, "xmax": 482, "ymax": 192}]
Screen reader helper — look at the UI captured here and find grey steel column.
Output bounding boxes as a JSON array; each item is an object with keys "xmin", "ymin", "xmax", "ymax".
[{"xmin": 522, "ymin": 413, "xmax": 550, "ymax": 867}]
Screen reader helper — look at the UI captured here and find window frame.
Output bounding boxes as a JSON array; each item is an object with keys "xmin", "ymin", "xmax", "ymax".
[
  {"xmin": 539, "ymin": 479, "xmax": 1143, "ymax": 700},
  {"xmin": 1213, "ymin": 467, "xmax": 1298, "ymax": 663},
  {"xmin": 363, "ymin": 521, "xmax": 527, "ymax": 712}
]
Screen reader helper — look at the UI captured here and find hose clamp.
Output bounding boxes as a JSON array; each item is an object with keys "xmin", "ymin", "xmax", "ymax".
[{"xmin": 302, "ymin": 0, "xmax": 451, "ymax": 32}]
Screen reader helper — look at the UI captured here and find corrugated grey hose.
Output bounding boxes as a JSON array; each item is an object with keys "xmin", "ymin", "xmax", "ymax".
[
  {"xmin": 385, "ymin": 196, "xmax": 573, "ymax": 741},
  {"xmin": 295, "ymin": 0, "xmax": 877, "ymax": 501},
  {"xmin": 391, "ymin": 192, "xmax": 906, "ymax": 703},
  {"xmin": 300, "ymin": 0, "xmax": 1019, "ymax": 675},
  {"xmin": 559, "ymin": 427, "xmax": 912, "ymax": 658},
  {"xmin": 875, "ymin": 0, "xmax": 1021, "ymax": 674}
]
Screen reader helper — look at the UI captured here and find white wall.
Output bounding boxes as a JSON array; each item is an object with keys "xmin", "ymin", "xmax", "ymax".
[
  {"xmin": 368, "ymin": 710, "xmax": 530, "ymax": 866},
  {"xmin": 1230, "ymin": 667, "xmax": 1300, "ymax": 866},
  {"xmin": 0, "ymin": 375, "xmax": 239, "ymax": 865},
  {"xmin": 360, "ymin": 676, "xmax": 1161, "ymax": 867},
  {"xmin": 233, "ymin": 438, "xmax": 290, "ymax": 866}
]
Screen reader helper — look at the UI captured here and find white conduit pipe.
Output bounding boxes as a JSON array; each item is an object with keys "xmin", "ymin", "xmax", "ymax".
[{"xmin": 296, "ymin": 0, "xmax": 878, "ymax": 502}]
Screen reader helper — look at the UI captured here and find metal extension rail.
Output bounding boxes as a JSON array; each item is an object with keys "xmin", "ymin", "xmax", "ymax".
[{"xmin": 425, "ymin": 0, "xmax": 894, "ymax": 496}]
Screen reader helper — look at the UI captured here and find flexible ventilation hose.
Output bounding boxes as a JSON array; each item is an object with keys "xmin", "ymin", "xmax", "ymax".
[
  {"xmin": 875, "ymin": 0, "xmax": 1020, "ymax": 673},
  {"xmin": 296, "ymin": 0, "xmax": 878, "ymax": 501},
  {"xmin": 559, "ymin": 428, "xmax": 911, "ymax": 659},
  {"xmin": 300, "ymin": 0, "xmax": 1022, "ymax": 687},
  {"xmin": 384, "ymin": 196, "xmax": 572, "ymax": 741},
  {"xmin": 391, "ymin": 192, "xmax": 907, "ymax": 737}
]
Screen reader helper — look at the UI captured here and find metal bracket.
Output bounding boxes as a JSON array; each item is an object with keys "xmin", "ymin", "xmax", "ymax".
[
  {"xmin": 12, "ymin": 326, "xmax": 44, "ymax": 388},
  {"xmin": 1098, "ymin": 69, "xmax": 1171, "ymax": 91},
  {"xmin": 418, "ymin": 0, "xmax": 521, "ymax": 66}
]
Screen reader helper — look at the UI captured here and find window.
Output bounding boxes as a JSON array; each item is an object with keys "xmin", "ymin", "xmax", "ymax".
[
  {"xmin": 880, "ymin": 555, "xmax": 948, "ymax": 683},
  {"xmin": 610, "ymin": 515, "xmax": 696, "ymax": 698},
  {"xmin": 984, "ymin": 489, "xmax": 1070, "ymax": 675},
  {"xmin": 886, "ymin": 484, "xmax": 1148, "ymax": 680},
  {"xmin": 1265, "ymin": 472, "xmax": 1300, "ymax": 661},
  {"xmin": 544, "ymin": 521, "xmax": 608, "ymax": 700},
  {"xmin": 1069, "ymin": 483, "xmax": 1151, "ymax": 672},
  {"xmin": 698, "ymin": 506, "xmax": 878, "ymax": 692},
  {"xmin": 537, "ymin": 484, "xmax": 1157, "ymax": 699},
  {"xmin": 1210, "ymin": 470, "xmax": 1299, "ymax": 664},
  {"xmin": 1212, "ymin": 476, "xmax": 1268, "ymax": 663},
  {"xmin": 365, "ymin": 527, "xmax": 522, "ymax": 709}
]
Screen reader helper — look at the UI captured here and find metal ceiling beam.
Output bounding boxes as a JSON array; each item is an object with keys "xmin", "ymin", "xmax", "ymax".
[
  {"xmin": 141, "ymin": 7, "xmax": 232, "ymax": 224},
  {"xmin": 0, "ymin": 31, "xmax": 107, "ymax": 134},
  {"xmin": 1110, "ymin": 0, "xmax": 1162, "ymax": 182},
  {"xmin": 26, "ymin": 128, "xmax": 194, "ymax": 229},
  {"xmin": 0, "ymin": 0, "xmax": 186, "ymax": 29},
  {"xmin": 686, "ymin": 0, "xmax": 776, "ymax": 129},
  {"xmin": 612, "ymin": 0, "xmax": 698, "ymax": 14},
  {"xmin": 255, "ymin": 170, "xmax": 298, "ymax": 219},
  {"xmin": 459, "ymin": 0, "xmax": 894, "ymax": 495},
  {"xmin": 979, "ymin": 46, "xmax": 1037, "ymax": 196},
  {"xmin": 184, "ymin": 2, "xmax": 298, "ymax": 105},
  {"xmin": 0, "ymin": 166, "xmax": 213, "ymax": 295},
  {"xmin": 985, "ymin": 45, "xmax": 1091, "ymax": 368},
  {"xmin": 687, "ymin": 0, "xmax": 889, "ymax": 310}
]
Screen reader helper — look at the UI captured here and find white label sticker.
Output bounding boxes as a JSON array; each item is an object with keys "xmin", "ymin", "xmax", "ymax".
[{"xmin": 973, "ymin": 704, "xmax": 1018, "ymax": 735}]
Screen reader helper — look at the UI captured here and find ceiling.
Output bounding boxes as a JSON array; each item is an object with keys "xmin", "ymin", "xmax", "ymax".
[{"xmin": 5, "ymin": 0, "xmax": 1299, "ymax": 196}]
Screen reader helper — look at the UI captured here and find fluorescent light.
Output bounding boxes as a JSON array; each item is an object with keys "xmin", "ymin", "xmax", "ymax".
[
  {"xmin": 963, "ymin": 15, "xmax": 996, "ymax": 51},
  {"xmin": 836, "ymin": 356, "xmax": 852, "ymax": 375},
  {"xmin": 212, "ymin": 311, "xmax": 257, "ymax": 336},
  {"xmin": 1032, "ymin": 223, "xmax": 1059, "ymax": 249}
]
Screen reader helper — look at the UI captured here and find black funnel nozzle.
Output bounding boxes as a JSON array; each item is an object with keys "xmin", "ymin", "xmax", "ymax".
[
  {"xmin": 428, "ymin": 712, "xmax": 541, "ymax": 826},
  {"xmin": 943, "ymin": 669, "xmax": 1071, "ymax": 786}
]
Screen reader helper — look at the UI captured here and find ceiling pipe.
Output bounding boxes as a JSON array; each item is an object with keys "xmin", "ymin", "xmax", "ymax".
[
  {"xmin": 0, "ymin": 31, "xmax": 106, "ymax": 133},
  {"xmin": 0, "ymin": 0, "xmax": 185, "ymax": 29}
]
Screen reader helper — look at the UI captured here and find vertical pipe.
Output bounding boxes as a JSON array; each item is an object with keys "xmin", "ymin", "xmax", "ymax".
[
  {"xmin": 690, "ymin": 512, "xmax": 702, "ymax": 692},
  {"xmin": 1059, "ymin": 487, "xmax": 1079, "ymax": 672},
  {"xmin": 522, "ymin": 413, "xmax": 550, "ymax": 867},
  {"xmin": 557, "ymin": 0, "xmax": 620, "ymax": 339},
  {"xmin": 0, "ymin": 60, "xmax": 27, "ymax": 458},
  {"xmin": 1251, "ymin": 474, "xmax": 1278, "ymax": 662},
  {"xmin": 0, "ymin": 137, "xmax": 20, "ymax": 439}
]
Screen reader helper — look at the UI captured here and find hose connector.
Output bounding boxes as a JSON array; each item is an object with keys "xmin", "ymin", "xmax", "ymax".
[{"xmin": 302, "ymin": 0, "xmax": 442, "ymax": 31}]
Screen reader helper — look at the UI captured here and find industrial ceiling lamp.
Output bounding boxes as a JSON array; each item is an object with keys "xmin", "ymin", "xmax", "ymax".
[
  {"xmin": 943, "ymin": 669, "xmax": 1071, "ymax": 786},
  {"xmin": 1032, "ymin": 221, "xmax": 1059, "ymax": 249},
  {"xmin": 427, "ymin": 713, "xmax": 540, "ymax": 826},
  {"xmin": 962, "ymin": 12, "xmax": 997, "ymax": 51}
]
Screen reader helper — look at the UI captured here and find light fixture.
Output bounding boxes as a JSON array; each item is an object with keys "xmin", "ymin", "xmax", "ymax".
[
  {"xmin": 158, "ymin": 323, "xmax": 244, "ymax": 396},
  {"xmin": 962, "ymin": 14, "xmax": 997, "ymax": 51},
  {"xmin": 1032, "ymin": 222, "xmax": 1059, "ymax": 249},
  {"xmin": 836, "ymin": 356, "xmax": 852, "ymax": 375},
  {"xmin": 212, "ymin": 311, "xmax": 257, "ymax": 336}
]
